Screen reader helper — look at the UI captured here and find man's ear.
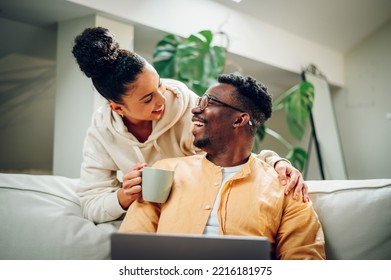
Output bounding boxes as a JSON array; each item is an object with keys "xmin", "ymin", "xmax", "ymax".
[
  {"xmin": 109, "ymin": 102, "xmax": 124, "ymax": 117},
  {"xmin": 233, "ymin": 113, "xmax": 251, "ymax": 127}
]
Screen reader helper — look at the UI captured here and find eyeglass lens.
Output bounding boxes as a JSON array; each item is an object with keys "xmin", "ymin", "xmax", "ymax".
[{"xmin": 197, "ymin": 96, "xmax": 208, "ymax": 110}]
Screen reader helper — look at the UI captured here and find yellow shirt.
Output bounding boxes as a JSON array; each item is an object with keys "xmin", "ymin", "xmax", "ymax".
[{"xmin": 120, "ymin": 154, "xmax": 326, "ymax": 260}]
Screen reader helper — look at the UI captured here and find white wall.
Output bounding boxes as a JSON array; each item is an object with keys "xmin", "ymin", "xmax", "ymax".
[
  {"xmin": 0, "ymin": 17, "xmax": 56, "ymax": 60},
  {"xmin": 0, "ymin": 18, "xmax": 56, "ymax": 174},
  {"xmin": 333, "ymin": 20, "xmax": 391, "ymax": 179}
]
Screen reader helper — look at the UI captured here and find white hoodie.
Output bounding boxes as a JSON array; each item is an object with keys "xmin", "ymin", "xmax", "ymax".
[{"xmin": 77, "ymin": 79, "xmax": 282, "ymax": 223}]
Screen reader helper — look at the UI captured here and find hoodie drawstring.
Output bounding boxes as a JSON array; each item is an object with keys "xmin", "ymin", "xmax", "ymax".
[
  {"xmin": 133, "ymin": 146, "xmax": 146, "ymax": 163},
  {"xmin": 153, "ymin": 139, "xmax": 164, "ymax": 158}
]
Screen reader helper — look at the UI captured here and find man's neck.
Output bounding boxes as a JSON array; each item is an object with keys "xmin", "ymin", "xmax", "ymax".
[
  {"xmin": 206, "ymin": 152, "xmax": 251, "ymax": 167},
  {"xmin": 202, "ymin": 136, "xmax": 254, "ymax": 167}
]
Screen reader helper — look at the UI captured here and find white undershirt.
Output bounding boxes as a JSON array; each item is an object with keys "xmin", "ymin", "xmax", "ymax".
[{"xmin": 203, "ymin": 164, "xmax": 245, "ymax": 236}]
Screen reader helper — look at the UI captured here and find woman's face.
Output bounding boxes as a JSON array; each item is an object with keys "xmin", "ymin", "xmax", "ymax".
[{"xmin": 110, "ymin": 62, "xmax": 167, "ymax": 124}]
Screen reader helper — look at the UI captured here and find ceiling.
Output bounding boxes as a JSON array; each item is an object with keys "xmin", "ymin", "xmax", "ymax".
[
  {"xmin": 212, "ymin": 0, "xmax": 391, "ymax": 53},
  {"xmin": 0, "ymin": 0, "xmax": 95, "ymax": 29},
  {"xmin": 1, "ymin": 0, "xmax": 391, "ymax": 53}
]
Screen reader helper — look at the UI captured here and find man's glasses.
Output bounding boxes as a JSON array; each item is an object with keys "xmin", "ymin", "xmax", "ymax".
[{"xmin": 196, "ymin": 93, "xmax": 245, "ymax": 112}]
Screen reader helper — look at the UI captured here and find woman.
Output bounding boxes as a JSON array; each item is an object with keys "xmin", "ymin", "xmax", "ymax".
[{"xmin": 72, "ymin": 27, "xmax": 308, "ymax": 224}]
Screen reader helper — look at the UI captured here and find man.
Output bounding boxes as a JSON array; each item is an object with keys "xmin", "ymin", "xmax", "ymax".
[{"xmin": 119, "ymin": 73, "xmax": 325, "ymax": 259}]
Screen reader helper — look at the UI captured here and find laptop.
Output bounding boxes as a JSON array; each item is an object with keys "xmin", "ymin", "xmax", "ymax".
[{"xmin": 111, "ymin": 232, "xmax": 270, "ymax": 260}]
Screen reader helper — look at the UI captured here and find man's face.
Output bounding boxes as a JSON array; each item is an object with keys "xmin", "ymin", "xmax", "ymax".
[{"xmin": 191, "ymin": 83, "xmax": 241, "ymax": 151}]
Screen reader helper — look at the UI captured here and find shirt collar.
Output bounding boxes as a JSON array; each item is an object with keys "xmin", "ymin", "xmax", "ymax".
[{"xmin": 200, "ymin": 153, "xmax": 255, "ymax": 179}]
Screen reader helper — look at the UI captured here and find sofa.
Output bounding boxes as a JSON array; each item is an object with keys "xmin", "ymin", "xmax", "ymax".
[{"xmin": 0, "ymin": 173, "xmax": 390, "ymax": 260}]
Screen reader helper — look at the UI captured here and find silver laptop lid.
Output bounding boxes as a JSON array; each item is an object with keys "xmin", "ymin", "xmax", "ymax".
[{"xmin": 111, "ymin": 232, "xmax": 270, "ymax": 260}]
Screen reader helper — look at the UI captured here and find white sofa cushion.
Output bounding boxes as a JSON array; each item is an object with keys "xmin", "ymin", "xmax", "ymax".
[
  {"xmin": 308, "ymin": 179, "xmax": 391, "ymax": 260},
  {"xmin": 0, "ymin": 173, "xmax": 119, "ymax": 260}
]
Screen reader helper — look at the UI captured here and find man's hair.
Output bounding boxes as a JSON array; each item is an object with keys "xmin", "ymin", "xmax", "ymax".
[{"xmin": 218, "ymin": 74, "xmax": 272, "ymax": 134}]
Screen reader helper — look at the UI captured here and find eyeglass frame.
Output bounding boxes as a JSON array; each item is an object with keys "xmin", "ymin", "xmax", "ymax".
[
  {"xmin": 196, "ymin": 93, "xmax": 245, "ymax": 113},
  {"xmin": 196, "ymin": 93, "xmax": 253, "ymax": 126}
]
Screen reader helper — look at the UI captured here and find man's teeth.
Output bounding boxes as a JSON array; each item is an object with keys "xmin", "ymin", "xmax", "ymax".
[{"xmin": 193, "ymin": 121, "xmax": 204, "ymax": 127}]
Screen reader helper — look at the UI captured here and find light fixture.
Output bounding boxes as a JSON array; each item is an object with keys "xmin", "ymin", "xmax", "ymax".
[{"xmin": 231, "ymin": 0, "xmax": 243, "ymax": 3}]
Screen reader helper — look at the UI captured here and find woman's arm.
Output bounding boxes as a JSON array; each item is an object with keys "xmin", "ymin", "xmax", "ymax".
[
  {"xmin": 258, "ymin": 150, "xmax": 309, "ymax": 202},
  {"xmin": 77, "ymin": 136, "xmax": 126, "ymax": 223}
]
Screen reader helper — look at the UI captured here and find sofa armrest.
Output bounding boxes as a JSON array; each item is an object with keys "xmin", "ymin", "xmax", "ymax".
[
  {"xmin": 308, "ymin": 179, "xmax": 391, "ymax": 260},
  {"xmin": 0, "ymin": 173, "xmax": 119, "ymax": 260}
]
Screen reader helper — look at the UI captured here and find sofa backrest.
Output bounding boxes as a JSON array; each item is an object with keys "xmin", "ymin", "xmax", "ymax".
[{"xmin": 308, "ymin": 179, "xmax": 391, "ymax": 260}]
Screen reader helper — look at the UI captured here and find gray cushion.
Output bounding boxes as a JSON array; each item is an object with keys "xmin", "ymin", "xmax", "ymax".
[{"xmin": 308, "ymin": 179, "xmax": 391, "ymax": 260}]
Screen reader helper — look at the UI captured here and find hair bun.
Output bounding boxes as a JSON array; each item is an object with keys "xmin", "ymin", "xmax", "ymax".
[{"xmin": 72, "ymin": 27, "xmax": 119, "ymax": 79}]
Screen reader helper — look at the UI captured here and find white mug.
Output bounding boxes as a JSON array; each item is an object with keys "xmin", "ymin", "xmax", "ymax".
[{"xmin": 141, "ymin": 167, "xmax": 174, "ymax": 203}]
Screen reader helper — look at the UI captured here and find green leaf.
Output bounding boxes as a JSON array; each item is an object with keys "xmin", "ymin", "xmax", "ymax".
[
  {"xmin": 284, "ymin": 81, "xmax": 314, "ymax": 140},
  {"xmin": 152, "ymin": 34, "xmax": 183, "ymax": 79},
  {"xmin": 272, "ymin": 84, "xmax": 299, "ymax": 111},
  {"xmin": 210, "ymin": 46, "xmax": 226, "ymax": 74},
  {"xmin": 198, "ymin": 30, "xmax": 213, "ymax": 45},
  {"xmin": 285, "ymin": 147, "xmax": 308, "ymax": 172},
  {"xmin": 153, "ymin": 30, "xmax": 226, "ymax": 96}
]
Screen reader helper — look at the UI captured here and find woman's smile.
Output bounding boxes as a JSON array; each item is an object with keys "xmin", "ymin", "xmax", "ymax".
[{"xmin": 152, "ymin": 105, "xmax": 164, "ymax": 115}]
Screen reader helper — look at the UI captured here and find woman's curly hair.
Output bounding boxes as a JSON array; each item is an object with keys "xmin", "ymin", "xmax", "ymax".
[{"xmin": 72, "ymin": 27, "xmax": 145, "ymax": 104}]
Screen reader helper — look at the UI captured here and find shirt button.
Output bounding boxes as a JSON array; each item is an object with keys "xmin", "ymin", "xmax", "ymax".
[
  {"xmin": 214, "ymin": 182, "xmax": 219, "ymax": 187},
  {"xmin": 204, "ymin": 205, "xmax": 211, "ymax": 210}
]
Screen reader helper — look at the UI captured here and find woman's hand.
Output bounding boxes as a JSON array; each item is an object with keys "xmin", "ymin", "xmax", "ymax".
[
  {"xmin": 275, "ymin": 160, "xmax": 309, "ymax": 202},
  {"xmin": 118, "ymin": 162, "xmax": 148, "ymax": 210}
]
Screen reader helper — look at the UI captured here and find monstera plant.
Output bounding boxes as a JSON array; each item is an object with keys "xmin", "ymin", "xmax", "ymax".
[
  {"xmin": 153, "ymin": 30, "xmax": 226, "ymax": 96},
  {"xmin": 152, "ymin": 30, "xmax": 314, "ymax": 171}
]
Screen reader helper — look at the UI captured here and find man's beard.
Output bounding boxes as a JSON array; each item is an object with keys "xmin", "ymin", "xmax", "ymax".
[{"xmin": 193, "ymin": 137, "xmax": 211, "ymax": 149}]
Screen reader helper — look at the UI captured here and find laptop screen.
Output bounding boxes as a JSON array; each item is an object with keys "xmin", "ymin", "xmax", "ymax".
[{"xmin": 111, "ymin": 233, "xmax": 270, "ymax": 260}]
